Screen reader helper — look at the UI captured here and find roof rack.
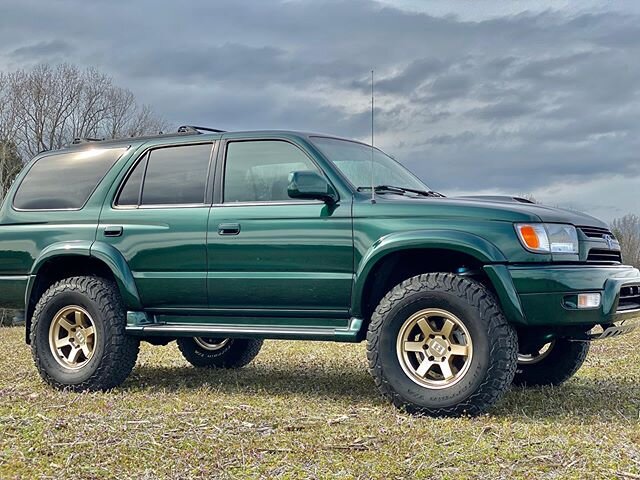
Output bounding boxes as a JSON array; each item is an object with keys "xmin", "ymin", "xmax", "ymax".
[
  {"xmin": 71, "ymin": 137, "xmax": 105, "ymax": 145},
  {"xmin": 177, "ymin": 125, "xmax": 226, "ymax": 134},
  {"xmin": 67, "ymin": 126, "xmax": 226, "ymax": 148}
]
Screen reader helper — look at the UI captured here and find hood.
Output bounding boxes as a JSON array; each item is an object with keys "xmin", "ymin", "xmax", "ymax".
[
  {"xmin": 456, "ymin": 195, "xmax": 608, "ymax": 228},
  {"xmin": 367, "ymin": 193, "xmax": 609, "ymax": 229}
]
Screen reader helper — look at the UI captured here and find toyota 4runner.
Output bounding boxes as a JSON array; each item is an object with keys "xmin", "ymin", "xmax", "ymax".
[{"xmin": 1, "ymin": 125, "xmax": 638, "ymax": 416}]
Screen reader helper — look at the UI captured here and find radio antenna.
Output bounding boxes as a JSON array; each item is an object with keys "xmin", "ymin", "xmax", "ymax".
[{"xmin": 370, "ymin": 69, "xmax": 376, "ymax": 204}]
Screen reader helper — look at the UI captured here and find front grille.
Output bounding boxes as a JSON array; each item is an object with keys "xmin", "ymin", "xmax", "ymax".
[
  {"xmin": 587, "ymin": 248, "xmax": 622, "ymax": 263},
  {"xmin": 618, "ymin": 285, "xmax": 640, "ymax": 312},
  {"xmin": 578, "ymin": 226, "xmax": 616, "ymax": 239}
]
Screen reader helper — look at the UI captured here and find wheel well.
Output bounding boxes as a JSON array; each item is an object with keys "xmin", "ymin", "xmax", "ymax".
[
  {"xmin": 360, "ymin": 248, "xmax": 488, "ymax": 329},
  {"xmin": 25, "ymin": 255, "xmax": 116, "ymax": 343}
]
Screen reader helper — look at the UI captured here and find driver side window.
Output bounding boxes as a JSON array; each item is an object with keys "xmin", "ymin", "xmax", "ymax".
[{"xmin": 223, "ymin": 140, "xmax": 320, "ymax": 203}]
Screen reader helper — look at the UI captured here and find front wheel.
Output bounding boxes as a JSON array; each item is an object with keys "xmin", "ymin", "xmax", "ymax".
[
  {"xmin": 177, "ymin": 337, "xmax": 263, "ymax": 368},
  {"xmin": 513, "ymin": 339, "xmax": 589, "ymax": 387},
  {"xmin": 367, "ymin": 273, "xmax": 518, "ymax": 417}
]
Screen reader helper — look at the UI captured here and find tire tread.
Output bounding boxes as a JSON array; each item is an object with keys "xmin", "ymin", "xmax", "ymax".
[
  {"xmin": 31, "ymin": 276, "xmax": 139, "ymax": 391},
  {"xmin": 366, "ymin": 272, "xmax": 518, "ymax": 416}
]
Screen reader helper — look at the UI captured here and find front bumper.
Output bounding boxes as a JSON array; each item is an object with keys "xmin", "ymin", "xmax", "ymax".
[{"xmin": 485, "ymin": 264, "xmax": 640, "ymax": 327}]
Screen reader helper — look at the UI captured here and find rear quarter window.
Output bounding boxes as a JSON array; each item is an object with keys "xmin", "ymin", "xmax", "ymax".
[{"xmin": 13, "ymin": 147, "xmax": 127, "ymax": 210}]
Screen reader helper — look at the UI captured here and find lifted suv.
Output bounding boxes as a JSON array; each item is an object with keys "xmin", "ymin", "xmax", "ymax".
[{"xmin": 1, "ymin": 126, "xmax": 638, "ymax": 416}]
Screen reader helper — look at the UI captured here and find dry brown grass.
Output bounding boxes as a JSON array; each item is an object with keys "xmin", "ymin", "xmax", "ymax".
[{"xmin": 1, "ymin": 326, "xmax": 639, "ymax": 479}]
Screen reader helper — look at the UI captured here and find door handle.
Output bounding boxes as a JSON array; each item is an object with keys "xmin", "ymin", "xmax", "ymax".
[
  {"xmin": 103, "ymin": 226, "xmax": 123, "ymax": 237},
  {"xmin": 218, "ymin": 223, "xmax": 240, "ymax": 235}
]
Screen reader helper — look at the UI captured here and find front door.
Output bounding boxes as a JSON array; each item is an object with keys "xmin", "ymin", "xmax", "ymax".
[
  {"xmin": 207, "ymin": 138, "xmax": 353, "ymax": 316},
  {"xmin": 98, "ymin": 141, "xmax": 214, "ymax": 309}
]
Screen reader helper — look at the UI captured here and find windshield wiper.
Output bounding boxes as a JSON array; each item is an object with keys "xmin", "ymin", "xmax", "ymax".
[{"xmin": 357, "ymin": 185, "xmax": 445, "ymax": 198}]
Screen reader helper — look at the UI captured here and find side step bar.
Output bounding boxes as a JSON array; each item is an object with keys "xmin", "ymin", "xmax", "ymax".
[{"xmin": 126, "ymin": 317, "xmax": 364, "ymax": 343}]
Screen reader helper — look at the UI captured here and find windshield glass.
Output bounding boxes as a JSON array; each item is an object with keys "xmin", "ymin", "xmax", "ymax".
[{"xmin": 311, "ymin": 137, "xmax": 429, "ymax": 192}]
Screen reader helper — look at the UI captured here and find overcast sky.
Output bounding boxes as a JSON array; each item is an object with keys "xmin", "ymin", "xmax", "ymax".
[{"xmin": 1, "ymin": 0, "xmax": 639, "ymax": 221}]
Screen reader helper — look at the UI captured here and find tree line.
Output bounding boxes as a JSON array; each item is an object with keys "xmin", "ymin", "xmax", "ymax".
[
  {"xmin": 0, "ymin": 63, "xmax": 167, "ymax": 199},
  {"xmin": 611, "ymin": 214, "xmax": 640, "ymax": 268}
]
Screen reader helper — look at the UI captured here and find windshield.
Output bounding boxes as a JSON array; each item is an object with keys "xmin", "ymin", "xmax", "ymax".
[{"xmin": 311, "ymin": 137, "xmax": 429, "ymax": 192}]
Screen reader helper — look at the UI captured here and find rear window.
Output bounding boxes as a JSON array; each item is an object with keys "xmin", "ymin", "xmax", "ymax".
[
  {"xmin": 141, "ymin": 144, "xmax": 212, "ymax": 205},
  {"xmin": 13, "ymin": 147, "xmax": 127, "ymax": 210},
  {"xmin": 115, "ymin": 143, "xmax": 213, "ymax": 207}
]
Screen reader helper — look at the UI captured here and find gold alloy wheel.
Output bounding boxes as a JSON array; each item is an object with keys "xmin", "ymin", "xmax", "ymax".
[
  {"xmin": 396, "ymin": 308, "xmax": 473, "ymax": 389},
  {"xmin": 48, "ymin": 305, "xmax": 97, "ymax": 370},
  {"xmin": 193, "ymin": 337, "xmax": 230, "ymax": 351},
  {"xmin": 517, "ymin": 341, "xmax": 555, "ymax": 364}
]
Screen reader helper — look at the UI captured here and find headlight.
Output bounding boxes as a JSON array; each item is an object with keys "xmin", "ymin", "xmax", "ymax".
[{"xmin": 515, "ymin": 223, "xmax": 578, "ymax": 254}]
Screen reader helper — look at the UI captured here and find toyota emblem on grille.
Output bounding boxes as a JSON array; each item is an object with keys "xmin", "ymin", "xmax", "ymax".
[{"xmin": 603, "ymin": 234, "xmax": 614, "ymax": 249}]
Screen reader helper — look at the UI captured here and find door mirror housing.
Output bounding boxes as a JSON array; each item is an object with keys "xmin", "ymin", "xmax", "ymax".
[{"xmin": 287, "ymin": 171, "xmax": 338, "ymax": 203}]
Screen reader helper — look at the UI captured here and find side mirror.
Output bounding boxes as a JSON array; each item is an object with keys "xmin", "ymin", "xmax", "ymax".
[{"xmin": 287, "ymin": 171, "xmax": 338, "ymax": 203}]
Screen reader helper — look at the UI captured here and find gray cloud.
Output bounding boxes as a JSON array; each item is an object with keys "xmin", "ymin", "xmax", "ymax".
[
  {"xmin": 469, "ymin": 101, "xmax": 534, "ymax": 120},
  {"xmin": 9, "ymin": 40, "xmax": 73, "ymax": 59},
  {"xmin": 0, "ymin": 0, "xmax": 639, "ymax": 220}
]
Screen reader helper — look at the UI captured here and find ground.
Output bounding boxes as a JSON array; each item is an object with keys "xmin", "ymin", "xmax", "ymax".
[{"xmin": 0, "ymin": 327, "xmax": 639, "ymax": 479}]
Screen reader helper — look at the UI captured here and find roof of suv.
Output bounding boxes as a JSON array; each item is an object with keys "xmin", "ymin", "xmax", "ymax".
[{"xmin": 64, "ymin": 126, "xmax": 362, "ymax": 152}]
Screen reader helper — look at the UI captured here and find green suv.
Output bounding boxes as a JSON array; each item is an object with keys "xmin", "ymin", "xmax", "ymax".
[{"xmin": 1, "ymin": 126, "xmax": 638, "ymax": 416}]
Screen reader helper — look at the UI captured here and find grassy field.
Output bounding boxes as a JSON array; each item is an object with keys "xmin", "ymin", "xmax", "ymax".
[{"xmin": 1, "ymin": 327, "xmax": 639, "ymax": 479}]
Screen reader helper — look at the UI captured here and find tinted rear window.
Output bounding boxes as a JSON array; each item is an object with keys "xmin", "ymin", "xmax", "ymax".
[
  {"xmin": 13, "ymin": 147, "xmax": 127, "ymax": 210},
  {"xmin": 115, "ymin": 154, "xmax": 146, "ymax": 206},
  {"xmin": 140, "ymin": 143, "xmax": 212, "ymax": 205}
]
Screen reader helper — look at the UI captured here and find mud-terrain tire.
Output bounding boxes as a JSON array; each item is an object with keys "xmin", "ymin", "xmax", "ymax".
[
  {"xmin": 367, "ymin": 273, "xmax": 518, "ymax": 417},
  {"xmin": 177, "ymin": 337, "xmax": 263, "ymax": 368},
  {"xmin": 513, "ymin": 339, "xmax": 589, "ymax": 387},
  {"xmin": 31, "ymin": 276, "xmax": 139, "ymax": 391}
]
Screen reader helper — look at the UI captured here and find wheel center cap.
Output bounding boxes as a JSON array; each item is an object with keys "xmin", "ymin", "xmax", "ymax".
[
  {"xmin": 428, "ymin": 338, "xmax": 447, "ymax": 356},
  {"xmin": 76, "ymin": 330, "xmax": 86, "ymax": 345}
]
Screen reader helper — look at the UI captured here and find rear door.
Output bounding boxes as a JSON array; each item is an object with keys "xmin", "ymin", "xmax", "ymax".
[{"xmin": 98, "ymin": 141, "xmax": 215, "ymax": 309}]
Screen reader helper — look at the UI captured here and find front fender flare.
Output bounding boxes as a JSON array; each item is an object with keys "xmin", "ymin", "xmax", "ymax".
[{"xmin": 351, "ymin": 229, "xmax": 507, "ymax": 318}]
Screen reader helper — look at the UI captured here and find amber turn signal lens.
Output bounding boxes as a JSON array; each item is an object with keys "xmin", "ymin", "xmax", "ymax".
[
  {"xmin": 519, "ymin": 225, "xmax": 540, "ymax": 249},
  {"xmin": 515, "ymin": 223, "xmax": 551, "ymax": 253}
]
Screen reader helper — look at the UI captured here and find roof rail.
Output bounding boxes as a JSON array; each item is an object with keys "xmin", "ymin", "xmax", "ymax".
[
  {"xmin": 177, "ymin": 125, "xmax": 226, "ymax": 134},
  {"xmin": 71, "ymin": 137, "xmax": 104, "ymax": 145}
]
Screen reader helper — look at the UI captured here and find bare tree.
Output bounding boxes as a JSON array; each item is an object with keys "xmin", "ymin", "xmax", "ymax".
[
  {"xmin": 4, "ymin": 64, "xmax": 168, "ymax": 159},
  {"xmin": 611, "ymin": 214, "xmax": 640, "ymax": 267},
  {"xmin": 0, "ymin": 64, "xmax": 168, "ymax": 326},
  {"xmin": 0, "ymin": 140, "xmax": 22, "ymax": 199},
  {"xmin": 0, "ymin": 74, "xmax": 23, "ymax": 199}
]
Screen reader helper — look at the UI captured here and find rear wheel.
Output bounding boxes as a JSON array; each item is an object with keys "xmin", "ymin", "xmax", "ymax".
[
  {"xmin": 367, "ymin": 273, "xmax": 518, "ymax": 417},
  {"xmin": 177, "ymin": 337, "xmax": 263, "ymax": 368},
  {"xmin": 513, "ymin": 339, "xmax": 589, "ymax": 386},
  {"xmin": 31, "ymin": 276, "xmax": 139, "ymax": 391}
]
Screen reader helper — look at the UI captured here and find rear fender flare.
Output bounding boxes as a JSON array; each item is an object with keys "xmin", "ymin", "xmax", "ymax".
[{"xmin": 26, "ymin": 240, "xmax": 141, "ymax": 316}]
